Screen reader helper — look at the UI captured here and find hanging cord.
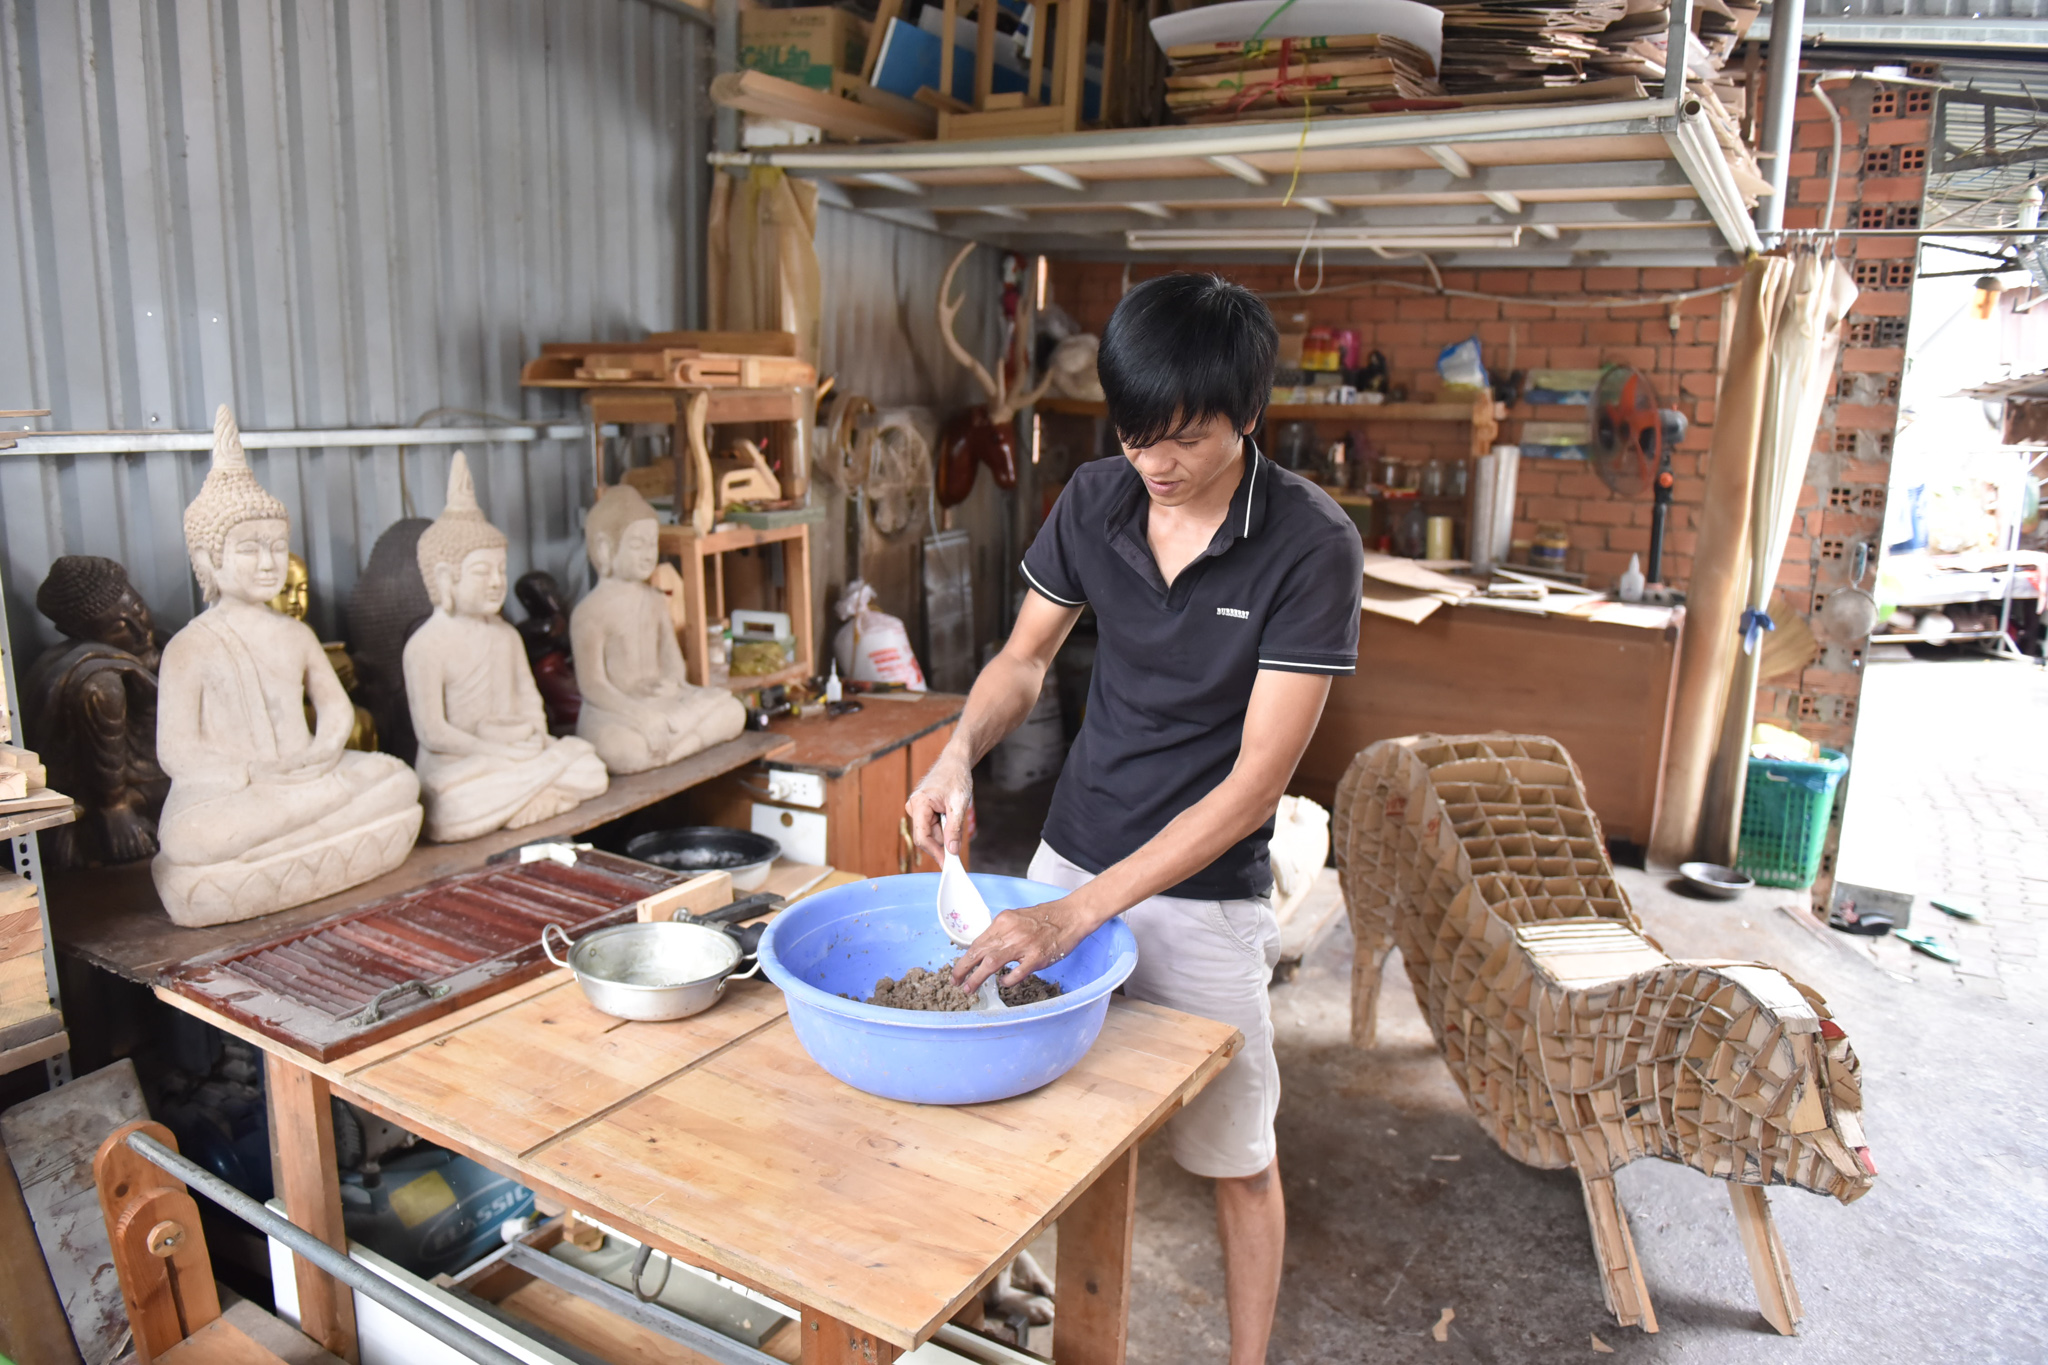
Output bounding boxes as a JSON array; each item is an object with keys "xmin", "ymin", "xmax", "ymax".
[
  {"xmin": 1292, "ymin": 213, "xmax": 1325, "ymax": 294},
  {"xmin": 1812, "ymin": 76, "xmax": 1846, "ymax": 247}
]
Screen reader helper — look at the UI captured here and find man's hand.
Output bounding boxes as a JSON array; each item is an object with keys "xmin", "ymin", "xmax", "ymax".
[
  {"xmin": 951, "ymin": 898, "xmax": 1080, "ymax": 994},
  {"xmin": 907, "ymin": 751, "xmax": 973, "ymax": 866}
]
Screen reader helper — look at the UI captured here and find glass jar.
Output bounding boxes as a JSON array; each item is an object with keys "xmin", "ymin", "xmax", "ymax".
[
  {"xmin": 1375, "ymin": 454, "xmax": 1400, "ymax": 488},
  {"xmin": 1450, "ymin": 459, "xmax": 1470, "ymax": 497},
  {"xmin": 1390, "ymin": 493, "xmax": 1427, "ymax": 558},
  {"xmin": 1420, "ymin": 458, "xmax": 1446, "ymax": 498}
]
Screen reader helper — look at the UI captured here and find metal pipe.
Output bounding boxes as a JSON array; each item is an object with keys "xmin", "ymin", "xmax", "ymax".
[
  {"xmin": 1666, "ymin": 100, "xmax": 1766, "ymax": 253},
  {"xmin": 1663, "ymin": 0, "xmax": 1694, "ymax": 103},
  {"xmin": 680, "ymin": 18, "xmax": 710, "ymax": 329},
  {"xmin": 124, "ymin": 1132, "xmax": 531, "ymax": 1365},
  {"xmin": 1756, "ymin": 0, "xmax": 1806, "ymax": 239},
  {"xmin": 707, "ymin": 98, "xmax": 1681, "ymax": 172},
  {"xmin": 713, "ymin": 0, "xmax": 739, "ymax": 155},
  {"xmin": 3, "ymin": 422, "xmax": 596, "ymax": 457},
  {"xmin": 501, "ymin": 1244, "xmax": 780, "ymax": 1365}
]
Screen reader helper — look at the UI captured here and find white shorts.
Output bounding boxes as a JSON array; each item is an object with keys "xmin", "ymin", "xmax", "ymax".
[{"xmin": 1028, "ymin": 842, "xmax": 1281, "ymax": 1179}]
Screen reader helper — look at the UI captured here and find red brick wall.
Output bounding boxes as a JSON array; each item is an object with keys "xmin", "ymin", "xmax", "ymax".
[{"xmin": 1047, "ymin": 259, "xmax": 1741, "ymax": 593}]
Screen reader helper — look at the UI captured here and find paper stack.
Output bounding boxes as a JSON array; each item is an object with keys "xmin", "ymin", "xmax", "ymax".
[{"xmin": 1162, "ymin": 33, "xmax": 1444, "ymax": 123}]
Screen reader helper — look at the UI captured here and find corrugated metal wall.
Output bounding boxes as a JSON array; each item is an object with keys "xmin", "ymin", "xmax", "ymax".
[{"xmin": 0, "ymin": 0, "xmax": 705, "ymax": 646}]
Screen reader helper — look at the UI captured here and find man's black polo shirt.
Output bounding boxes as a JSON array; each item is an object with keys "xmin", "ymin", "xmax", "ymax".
[{"xmin": 1020, "ymin": 444, "xmax": 1364, "ymax": 900}]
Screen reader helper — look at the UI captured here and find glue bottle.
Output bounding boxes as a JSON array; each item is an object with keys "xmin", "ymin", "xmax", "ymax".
[{"xmin": 824, "ymin": 662, "xmax": 843, "ymax": 704}]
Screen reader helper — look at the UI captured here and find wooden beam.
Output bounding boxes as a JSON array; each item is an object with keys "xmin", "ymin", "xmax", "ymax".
[
  {"xmin": 711, "ymin": 70, "xmax": 934, "ymax": 143},
  {"xmin": 1053, "ymin": 1146, "xmax": 1139, "ymax": 1365},
  {"xmin": 799, "ymin": 1307, "xmax": 902, "ymax": 1363},
  {"xmin": 0, "ymin": 1127, "xmax": 81, "ymax": 1365},
  {"xmin": 266, "ymin": 1054, "xmax": 360, "ymax": 1362}
]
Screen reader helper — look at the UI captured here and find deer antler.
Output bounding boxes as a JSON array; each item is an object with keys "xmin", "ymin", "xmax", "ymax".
[
  {"xmin": 937, "ymin": 242, "xmax": 1001, "ymax": 406},
  {"xmin": 990, "ymin": 358, "xmax": 1055, "ymax": 424}
]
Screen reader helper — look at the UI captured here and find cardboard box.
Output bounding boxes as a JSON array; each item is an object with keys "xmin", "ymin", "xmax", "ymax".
[{"xmin": 741, "ymin": 8, "xmax": 869, "ymax": 92}]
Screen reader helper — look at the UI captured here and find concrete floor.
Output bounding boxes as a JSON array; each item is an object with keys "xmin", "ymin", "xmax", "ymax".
[{"xmin": 971, "ymin": 659, "xmax": 2048, "ymax": 1362}]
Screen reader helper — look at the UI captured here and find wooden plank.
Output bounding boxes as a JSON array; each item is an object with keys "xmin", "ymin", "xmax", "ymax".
[
  {"xmin": 0, "ymin": 953, "xmax": 50, "ymax": 1029},
  {"xmin": 1053, "ymin": 1145, "xmax": 1137, "ymax": 1365},
  {"xmin": 345, "ymin": 977, "xmax": 790, "ymax": 1159},
  {"xmin": 495, "ymin": 1278, "xmax": 731, "ymax": 1365},
  {"xmin": 0, "ymin": 1024, "xmax": 69, "ymax": 1076},
  {"xmin": 51, "ymin": 731, "xmax": 794, "ymax": 984},
  {"xmin": 0, "ymin": 1059, "xmax": 149, "ymax": 1363},
  {"xmin": 800, "ymin": 1308, "xmax": 901, "ymax": 1364},
  {"xmin": 158, "ymin": 1318, "xmax": 289, "ymax": 1365},
  {"xmin": 1727, "ymin": 1184, "xmax": 1802, "ymax": 1335},
  {"xmin": 646, "ymin": 331, "xmax": 801, "ymax": 357},
  {"xmin": 266, "ymin": 1055, "xmax": 359, "ymax": 1362},
  {"xmin": 0, "ymin": 1126, "xmax": 82, "ymax": 1365},
  {"xmin": 96, "ymin": 1124, "xmax": 225, "ymax": 1358},
  {"xmin": 534, "ymin": 1001, "xmax": 1239, "ymax": 1347},
  {"xmin": 711, "ymin": 70, "xmax": 933, "ymax": 143}
]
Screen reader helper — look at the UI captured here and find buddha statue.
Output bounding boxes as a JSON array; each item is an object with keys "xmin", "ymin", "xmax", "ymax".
[
  {"xmin": 571, "ymin": 485, "xmax": 746, "ymax": 774},
  {"xmin": 270, "ymin": 552, "xmax": 378, "ymax": 752},
  {"xmin": 514, "ymin": 571, "xmax": 582, "ymax": 735},
  {"xmin": 403, "ymin": 454, "xmax": 608, "ymax": 842},
  {"xmin": 344, "ymin": 518, "xmax": 433, "ymax": 765},
  {"xmin": 152, "ymin": 405, "xmax": 423, "ymax": 927},
  {"xmin": 22, "ymin": 556, "xmax": 171, "ymax": 869}
]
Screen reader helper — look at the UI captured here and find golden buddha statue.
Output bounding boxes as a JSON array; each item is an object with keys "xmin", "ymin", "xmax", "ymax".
[{"xmin": 268, "ymin": 552, "xmax": 378, "ymax": 752}]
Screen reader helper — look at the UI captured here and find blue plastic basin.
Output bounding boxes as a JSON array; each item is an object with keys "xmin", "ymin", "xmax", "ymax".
[{"xmin": 757, "ymin": 873, "xmax": 1138, "ymax": 1105}]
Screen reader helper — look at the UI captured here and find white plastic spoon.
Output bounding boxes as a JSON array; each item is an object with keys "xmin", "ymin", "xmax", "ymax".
[{"xmin": 937, "ymin": 818, "xmax": 1005, "ymax": 1012}]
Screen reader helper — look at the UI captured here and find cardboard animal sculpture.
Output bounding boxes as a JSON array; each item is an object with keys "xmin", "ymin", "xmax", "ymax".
[
  {"xmin": 1333, "ymin": 734, "xmax": 1875, "ymax": 1336},
  {"xmin": 23, "ymin": 555, "xmax": 170, "ymax": 868},
  {"xmin": 934, "ymin": 242, "xmax": 1053, "ymax": 507},
  {"xmin": 344, "ymin": 518, "xmax": 434, "ymax": 764},
  {"xmin": 571, "ymin": 484, "xmax": 746, "ymax": 774},
  {"xmin": 269, "ymin": 552, "xmax": 379, "ymax": 752},
  {"xmin": 152, "ymin": 406, "xmax": 422, "ymax": 927},
  {"xmin": 514, "ymin": 570, "xmax": 583, "ymax": 734},
  {"xmin": 404, "ymin": 453, "xmax": 609, "ymax": 842}
]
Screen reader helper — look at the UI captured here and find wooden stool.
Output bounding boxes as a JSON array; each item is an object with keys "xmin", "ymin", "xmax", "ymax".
[{"xmin": 94, "ymin": 1120, "xmax": 340, "ymax": 1364}]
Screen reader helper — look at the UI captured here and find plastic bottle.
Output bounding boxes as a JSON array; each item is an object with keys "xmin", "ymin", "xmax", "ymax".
[
  {"xmin": 824, "ymin": 662, "xmax": 843, "ymax": 703},
  {"xmin": 1617, "ymin": 554, "xmax": 1646, "ymax": 603}
]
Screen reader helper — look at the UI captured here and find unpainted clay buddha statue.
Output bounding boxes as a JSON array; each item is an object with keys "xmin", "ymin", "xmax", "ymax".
[
  {"xmin": 23, "ymin": 556, "xmax": 171, "ymax": 869},
  {"xmin": 404, "ymin": 453, "xmax": 608, "ymax": 842},
  {"xmin": 571, "ymin": 485, "xmax": 745, "ymax": 774},
  {"xmin": 152, "ymin": 405, "xmax": 422, "ymax": 927}
]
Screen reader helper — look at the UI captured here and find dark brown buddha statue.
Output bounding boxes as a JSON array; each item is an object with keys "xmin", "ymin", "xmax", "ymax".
[
  {"xmin": 22, "ymin": 555, "xmax": 172, "ymax": 867},
  {"xmin": 515, "ymin": 570, "xmax": 582, "ymax": 736}
]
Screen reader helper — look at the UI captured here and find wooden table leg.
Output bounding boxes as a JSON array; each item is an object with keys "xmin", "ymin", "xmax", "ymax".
[
  {"xmin": 1054, "ymin": 1145, "xmax": 1138, "ymax": 1365},
  {"xmin": 266, "ymin": 1054, "xmax": 360, "ymax": 1363},
  {"xmin": 800, "ymin": 1306, "xmax": 901, "ymax": 1364}
]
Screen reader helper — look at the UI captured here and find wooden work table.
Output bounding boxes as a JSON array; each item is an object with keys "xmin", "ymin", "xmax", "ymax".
[
  {"xmin": 687, "ymin": 693, "xmax": 967, "ymax": 879},
  {"xmin": 1294, "ymin": 602, "xmax": 1682, "ymax": 846},
  {"xmin": 162, "ymin": 930, "xmax": 1240, "ymax": 1362},
  {"xmin": 51, "ymin": 731, "xmax": 793, "ymax": 984}
]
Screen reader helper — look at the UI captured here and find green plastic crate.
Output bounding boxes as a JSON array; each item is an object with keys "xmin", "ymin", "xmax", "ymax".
[{"xmin": 1735, "ymin": 748, "xmax": 1849, "ymax": 889}]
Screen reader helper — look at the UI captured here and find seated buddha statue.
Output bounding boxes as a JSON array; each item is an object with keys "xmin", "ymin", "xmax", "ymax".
[
  {"xmin": 22, "ymin": 556, "xmax": 171, "ymax": 869},
  {"xmin": 403, "ymin": 454, "xmax": 608, "ymax": 842},
  {"xmin": 269, "ymin": 551, "xmax": 378, "ymax": 752},
  {"xmin": 152, "ymin": 405, "xmax": 422, "ymax": 927},
  {"xmin": 570, "ymin": 485, "xmax": 745, "ymax": 775}
]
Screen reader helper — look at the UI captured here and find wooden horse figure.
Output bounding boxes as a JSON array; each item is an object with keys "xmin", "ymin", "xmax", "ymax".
[{"xmin": 1333, "ymin": 734, "xmax": 1876, "ymax": 1335}]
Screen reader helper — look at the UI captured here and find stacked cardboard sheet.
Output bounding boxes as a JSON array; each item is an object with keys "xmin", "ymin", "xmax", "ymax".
[{"xmin": 1162, "ymin": 33, "xmax": 1444, "ymax": 123}]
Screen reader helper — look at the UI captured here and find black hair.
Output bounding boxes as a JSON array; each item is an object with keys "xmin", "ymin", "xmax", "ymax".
[{"xmin": 1096, "ymin": 273, "xmax": 1278, "ymax": 448}]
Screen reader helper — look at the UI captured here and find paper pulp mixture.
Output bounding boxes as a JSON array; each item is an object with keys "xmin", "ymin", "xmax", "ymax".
[{"xmin": 866, "ymin": 964, "xmax": 1062, "ymax": 1011}]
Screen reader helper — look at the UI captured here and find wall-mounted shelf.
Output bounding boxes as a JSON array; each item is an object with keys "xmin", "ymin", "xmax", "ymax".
[{"xmin": 1036, "ymin": 393, "xmax": 1501, "ymax": 457}]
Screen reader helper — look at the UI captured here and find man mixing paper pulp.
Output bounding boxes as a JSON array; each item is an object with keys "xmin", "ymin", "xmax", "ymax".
[{"xmin": 907, "ymin": 272, "xmax": 1365, "ymax": 1362}]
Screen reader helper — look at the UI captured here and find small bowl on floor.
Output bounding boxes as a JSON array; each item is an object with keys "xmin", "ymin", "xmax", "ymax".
[{"xmin": 1677, "ymin": 862, "xmax": 1754, "ymax": 900}]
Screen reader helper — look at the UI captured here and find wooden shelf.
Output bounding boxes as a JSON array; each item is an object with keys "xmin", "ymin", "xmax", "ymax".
[
  {"xmin": 656, "ymin": 522, "xmax": 816, "ymax": 691},
  {"xmin": 0, "ymin": 801, "xmax": 77, "ymax": 841},
  {"xmin": 1036, "ymin": 394, "xmax": 1500, "ymax": 457},
  {"xmin": 50, "ymin": 730, "xmax": 795, "ymax": 984}
]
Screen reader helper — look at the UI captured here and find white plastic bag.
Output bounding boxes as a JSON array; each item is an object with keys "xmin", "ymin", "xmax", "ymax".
[
  {"xmin": 1269, "ymin": 795, "xmax": 1330, "ymax": 909},
  {"xmin": 832, "ymin": 580, "xmax": 927, "ymax": 691}
]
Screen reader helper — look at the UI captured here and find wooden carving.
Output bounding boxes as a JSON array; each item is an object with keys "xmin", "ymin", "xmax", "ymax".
[
  {"xmin": 935, "ymin": 243, "xmax": 1052, "ymax": 507},
  {"xmin": 1333, "ymin": 734, "xmax": 1876, "ymax": 1336}
]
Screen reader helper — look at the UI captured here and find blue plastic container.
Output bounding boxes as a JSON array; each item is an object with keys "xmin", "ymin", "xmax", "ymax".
[{"xmin": 758, "ymin": 873, "xmax": 1138, "ymax": 1105}]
